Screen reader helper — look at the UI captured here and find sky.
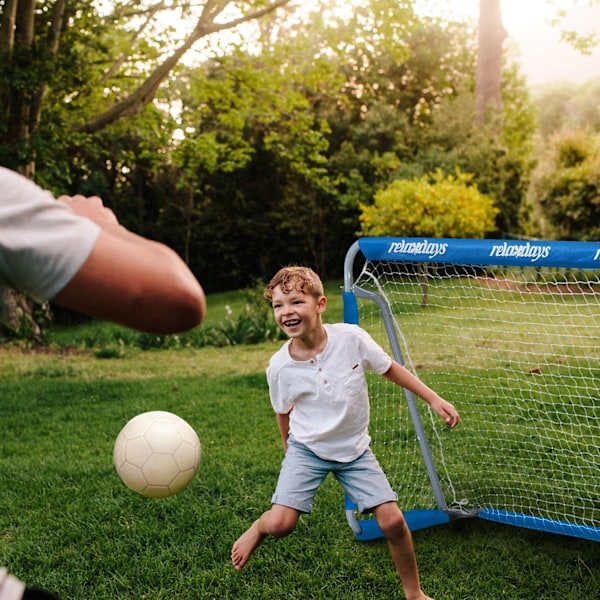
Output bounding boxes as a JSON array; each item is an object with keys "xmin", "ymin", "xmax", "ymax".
[{"xmin": 427, "ymin": 0, "xmax": 600, "ymax": 86}]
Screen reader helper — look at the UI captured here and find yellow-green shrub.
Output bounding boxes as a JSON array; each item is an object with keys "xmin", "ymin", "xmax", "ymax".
[{"xmin": 359, "ymin": 169, "xmax": 498, "ymax": 238}]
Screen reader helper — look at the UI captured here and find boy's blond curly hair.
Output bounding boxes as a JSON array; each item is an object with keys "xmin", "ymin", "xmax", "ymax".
[{"xmin": 264, "ymin": 266, "xmax": 324, "ymax": 301}]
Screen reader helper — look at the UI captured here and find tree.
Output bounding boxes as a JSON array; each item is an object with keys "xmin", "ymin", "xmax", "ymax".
[
  {"xmin": 475, "ymin": 0, "xmax": 506, "ymax": 121},
  {"xmin": 475, "ymin": 0, "xmax": 600, "ymax": 121},
  {"xmin": 529, "ymin": 128, "xmax": 600, "ymax": 240},
  {"xmin": 0, "ymin": 0, "xmax": 294, "ymax": 177},
  {"xmin": 359, "ymin": 168, "xmax": 498, "ymax": 304},
  {"xmin": 165, "ymin": 0, "xmax": 419, "ymax": 284},
  {"xmin": 0, "ymin": 0, "xmax": 540, "ymax": 319},
  {"xmin": 535, "ymin": 77, "xmax": 600, "ymax": 138},
  {"xmin": 0, "ymin": 0, "xmax": 293, "ymax": 338},
  {"xmin": 547, "ymin": 0, "xmax": 600, "ymax": 53}
]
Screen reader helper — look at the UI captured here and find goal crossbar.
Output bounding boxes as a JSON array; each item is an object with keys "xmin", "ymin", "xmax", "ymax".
[{"xmin": 343, "ymin": 237, "xmax": 600, "ymax": 543}]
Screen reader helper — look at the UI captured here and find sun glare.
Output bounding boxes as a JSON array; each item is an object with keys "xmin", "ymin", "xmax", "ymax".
[{"xmin": 417, "ymin": 0, "xmax": 600, "ymax": 84}]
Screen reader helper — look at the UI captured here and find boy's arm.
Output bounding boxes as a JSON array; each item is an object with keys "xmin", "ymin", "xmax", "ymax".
[
  {"xmin": 382, "ymin": 361, "xmax": 460, "ymax": 428},
  {"xmin": 276, "ymin": 411, "xmax": 291, "ymax": 452}
]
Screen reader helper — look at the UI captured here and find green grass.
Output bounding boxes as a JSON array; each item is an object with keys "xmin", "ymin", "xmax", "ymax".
[
  {"xmin": 1, "ymin": 350, "xmax": 598, "ymax": 600},
  {"xmin": 1, "ymin": 282, "xmax": 599, "ymax": 599}
]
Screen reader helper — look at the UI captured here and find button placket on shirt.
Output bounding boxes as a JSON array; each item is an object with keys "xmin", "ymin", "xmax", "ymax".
[{"xmin": 311, "ymin": 358, "xmax": 331, "ymax": 392}]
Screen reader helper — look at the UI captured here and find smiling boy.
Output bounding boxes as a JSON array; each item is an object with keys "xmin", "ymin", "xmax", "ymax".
[{"xmin": 231, "ymin": 266, "xmax": 459, "ymax": 600}]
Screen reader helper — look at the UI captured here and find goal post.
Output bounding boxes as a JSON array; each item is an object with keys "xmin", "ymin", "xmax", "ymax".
[{"xmin": 343, "ymin": 237, "xmax": 600, "ymax": 543}]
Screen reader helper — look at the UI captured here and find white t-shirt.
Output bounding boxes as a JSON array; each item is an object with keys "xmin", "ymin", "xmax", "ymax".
[
  {"xmin": 0, "ymin": 167, "xmax": 100, "ymax": 302},
  {"xmin": 267, "ymin": 322, "xmax": 393, "ymax": 462}
]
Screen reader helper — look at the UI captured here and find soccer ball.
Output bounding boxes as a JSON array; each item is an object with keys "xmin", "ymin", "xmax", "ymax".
[{"xmin": 113, "ymin": 411, "xmax": 201, "ymax": 498}]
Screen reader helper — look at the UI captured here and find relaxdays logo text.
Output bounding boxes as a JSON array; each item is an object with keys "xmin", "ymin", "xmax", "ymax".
[
  {"xmin": 489, "ymin": 242, "xmax": 551, "ymax": 263},
  {"xmin": 386, "ymin": 239, "xmax": 449, "ymax": 260}
]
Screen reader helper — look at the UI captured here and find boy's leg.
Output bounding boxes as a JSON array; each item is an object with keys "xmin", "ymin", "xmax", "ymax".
[
  {"xmin": 232, "ymin": 437, "xmax": 327, "ymax": 570},
  {"xmin": 231, "ymin": 504, "xmax": 299, "ymax": 570},
  {"xmin": 372, "ymin": 502, "xmax": 433, "ymax": 600}
]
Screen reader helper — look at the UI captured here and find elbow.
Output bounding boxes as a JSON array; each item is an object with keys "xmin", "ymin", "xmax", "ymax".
[
  {"xmin": 137, "ymin": 277, "xmax": 206, "ymax": 335},
  {"xmin": 177, "ymin": 284, "xmax": 207, "ymax": 331},
  {"xmin": 161, "ymin": 280, "xmax": 206, "ymax": 334}
]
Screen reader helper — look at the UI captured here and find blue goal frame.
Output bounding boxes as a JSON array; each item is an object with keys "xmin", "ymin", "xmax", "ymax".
[{"xmin": 343, "ymin": 237, "xmax": 600, "ymax": 543}]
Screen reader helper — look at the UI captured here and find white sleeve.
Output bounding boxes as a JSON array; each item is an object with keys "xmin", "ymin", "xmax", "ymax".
[
  {"xmin": 266, "ymin": 343, "xmax": 295, "ymax": 414},
  {"xmin": 354, "ymin": 325, "xmax": 393, "ymax": 375},
  {"xmin": 0, "ymin": 167, "xmax": 101, "ymax": 302}
]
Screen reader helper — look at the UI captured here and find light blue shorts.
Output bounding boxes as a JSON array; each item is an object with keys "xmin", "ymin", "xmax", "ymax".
[{"xmin": 271, "ymin": 436, "xmax": 398, "ymax": 514}]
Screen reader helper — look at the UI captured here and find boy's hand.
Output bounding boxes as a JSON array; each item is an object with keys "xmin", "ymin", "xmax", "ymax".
[{"xmin": 432, "ymin": 398, "xmax": 460, "ymax": 428}]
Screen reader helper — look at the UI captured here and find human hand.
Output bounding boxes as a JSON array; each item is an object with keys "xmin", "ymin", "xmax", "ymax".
[
  {"xmin": 432, "ymin": 398, "xmax": 460, "ymax": 428},
  {"xmin": 57, "ymin": 194, "xmax": 120, "ymax": 228}
]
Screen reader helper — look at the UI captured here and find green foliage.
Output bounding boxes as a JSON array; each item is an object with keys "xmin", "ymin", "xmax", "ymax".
[
  {"xmin": 1, "ymin": 0, "xmax": 541, "ymax": 294},
  {"xmin": 94, "ymin": 345, "xmax": 126, "ymax": 360},
  {"xmin": 37, "ymin": 283, "xmax": 284, "ymax": 353},
  {"xmin": 406, "ymin": 67, "xmax": 536, "ymax": 237},
  {"xmin": 548, "ymin": 2, "xmax": 600, "ymax": 55},
  {"xmin": 121, "ymin": 304, "xmax": 283, "ymax": 350},
  {"xmin": 534, "ymin": 77, "xmax": 600, "ymax": 138},
  {"xmin": 323, "ymin": 17, "xmax": 477, "ymax": 204},
  {"xmin": 41, "ymin": 280, "xmax": 344, "ymax": 354},
  {"xmin": 0, "ymin": 299, "xmax": 52, "ymax": 344},
  {"xmin": 529, "ymin": 128, "xmax": 600, "ymax": 240},
  {"xmin": 359, "ymin": 169, "xmax": 498, "ymax": 238},
  {"xmin": 321, "ymin": 17, "xmax": 535, "ymax": 239}
]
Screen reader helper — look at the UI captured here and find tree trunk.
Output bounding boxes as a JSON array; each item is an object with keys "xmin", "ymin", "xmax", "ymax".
[
  {"xmin": 475, "ymin": 0, "xmax": 507, "ymax": 122},
  {"xmin": 0, "ymin": 288, "xmax": 42, "ymax": 341}
]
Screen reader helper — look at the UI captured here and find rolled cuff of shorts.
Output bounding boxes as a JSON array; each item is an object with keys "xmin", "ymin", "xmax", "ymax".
[
  {"xmin": 271, "ymin": 493, "xmax": 313, "ymax": 514},
  {"xmin": 353, "ymin": 491, "xmax": 399, "ymax": 515}
]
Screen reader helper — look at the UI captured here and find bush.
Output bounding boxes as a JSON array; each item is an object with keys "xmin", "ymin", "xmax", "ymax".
[
  {"xmin": 529, "ymin": 129, "xmax": 600, "ymax": 240},
  {"xmin": 359, "ymin": 169, "xmax": 498, "ymax": 238}
]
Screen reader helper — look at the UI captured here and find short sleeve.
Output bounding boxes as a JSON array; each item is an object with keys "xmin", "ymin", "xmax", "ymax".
[
  {"xmin": 266, "ymin": 343, "xmax": 295, "ymax": 414},
  {"xmin": 0, "ymin": 168, "xmax": 101, "ymax": 301},
  {"xmin": 352, "ymin": 325, "xmax": 393, "ymax": 375}
]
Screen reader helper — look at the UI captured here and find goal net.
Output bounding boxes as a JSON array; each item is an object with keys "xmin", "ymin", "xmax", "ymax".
[{"xmin": 343, "ymin": 237, "xmax": 600, "ymax": 543}]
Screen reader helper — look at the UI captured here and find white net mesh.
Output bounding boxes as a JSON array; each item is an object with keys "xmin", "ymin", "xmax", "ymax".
[{"xmin": 353, "ymin": 259, "xmax": 600, "ymax": 533}]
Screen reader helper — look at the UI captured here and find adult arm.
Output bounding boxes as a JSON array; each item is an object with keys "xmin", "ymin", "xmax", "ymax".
[
  {"xmin": 53, "ymin": 195, "xmax": 206, "ymax": 334},
  {"xmin": 382, "ymin": 361, "xmax": 460, "ymax": 428}
]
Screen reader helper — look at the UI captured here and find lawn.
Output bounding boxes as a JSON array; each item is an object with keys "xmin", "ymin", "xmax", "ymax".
[{"xmin": 0, "ymin": 282, "xmax": 599, "ymax": 599}]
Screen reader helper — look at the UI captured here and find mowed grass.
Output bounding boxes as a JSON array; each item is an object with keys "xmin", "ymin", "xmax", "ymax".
[{"xmin": 0, "ymin": 284, "xmax": 599, "ymax": 599}]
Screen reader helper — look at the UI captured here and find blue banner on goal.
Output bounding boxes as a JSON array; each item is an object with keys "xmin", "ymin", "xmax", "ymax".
[{"xmin": 357, "ymin": 237, "xmax": 600, "ymax": 269}]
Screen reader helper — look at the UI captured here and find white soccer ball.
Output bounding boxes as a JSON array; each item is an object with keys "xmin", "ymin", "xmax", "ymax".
[{"xmin": 113, "ymin": 411, "xmax": 201, "ymax": 498}]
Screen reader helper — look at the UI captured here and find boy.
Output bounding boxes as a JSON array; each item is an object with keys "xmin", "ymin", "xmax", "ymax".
[{"xmin": 231, "ymin": 266, "xmax": 459, "ymax": 600}]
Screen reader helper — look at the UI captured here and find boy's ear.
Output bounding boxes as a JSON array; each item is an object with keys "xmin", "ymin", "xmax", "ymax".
[{"xmin": 316, "ymin": 295, "xmax": 327, "ymax": 314}]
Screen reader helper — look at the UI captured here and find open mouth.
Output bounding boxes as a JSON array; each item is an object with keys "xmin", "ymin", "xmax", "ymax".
[{"xmin": 283, "ymin": 319, "xmax": 301, "ymax": 328}]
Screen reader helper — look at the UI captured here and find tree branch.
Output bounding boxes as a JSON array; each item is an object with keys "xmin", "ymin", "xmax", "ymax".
[
  {"xmin": 78, "ymin": 0, "xmax": 292, "ymax": 134},
  {"xmin": 101, "ymin": 1, "xmax": 169, "ymax": 83}
]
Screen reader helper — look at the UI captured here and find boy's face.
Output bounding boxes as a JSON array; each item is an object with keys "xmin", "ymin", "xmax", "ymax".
[{"xmin": 270, "ymin": 283, "xmax": 326, "ymax": 340}]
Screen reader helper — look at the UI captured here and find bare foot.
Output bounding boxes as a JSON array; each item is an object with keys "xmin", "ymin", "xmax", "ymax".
[{"xmin": 231, "ymin": 520, "xmax": 265, "ymax": 570}]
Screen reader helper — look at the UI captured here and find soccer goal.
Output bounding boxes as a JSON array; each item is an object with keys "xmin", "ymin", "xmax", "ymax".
[{"xmin": 342, "ymin": 237, "xmax": 600, "ymax": 543}]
